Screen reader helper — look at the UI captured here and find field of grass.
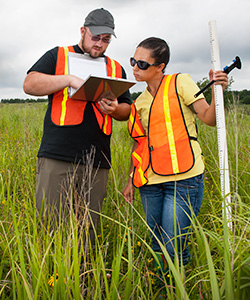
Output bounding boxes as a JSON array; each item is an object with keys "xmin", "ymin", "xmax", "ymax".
[{"xmin": 0, "ymin": 101, "xmax": 249, "ymax": 299}]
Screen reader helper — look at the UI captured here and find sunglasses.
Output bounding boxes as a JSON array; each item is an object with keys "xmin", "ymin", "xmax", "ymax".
[
  {"xmin": 86, "ymin": 30, "xmax": 111, "ymax": 44},
  {"xmin": 130, "ymin": 57, "xmax": 161, "ymax": 70}
]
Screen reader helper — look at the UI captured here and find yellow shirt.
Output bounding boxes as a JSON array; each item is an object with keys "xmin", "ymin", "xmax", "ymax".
[{"xmin": 134, "ymin": 73, "xmax": 205, "ymax": 184}]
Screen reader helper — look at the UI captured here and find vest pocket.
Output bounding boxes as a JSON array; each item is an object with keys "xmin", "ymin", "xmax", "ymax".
[{"xmin": 51, "ymin": 95, "xmax": 87, "ymax": 126}]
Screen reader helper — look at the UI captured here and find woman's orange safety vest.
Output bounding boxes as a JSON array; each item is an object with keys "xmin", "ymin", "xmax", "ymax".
[
  {"xmin": 51, "ymin": 46, "xmax": 123, "ymax": 135},
  {"xmin": 128, "ymin": 74, "xmax": 196, "ymax": 188}
]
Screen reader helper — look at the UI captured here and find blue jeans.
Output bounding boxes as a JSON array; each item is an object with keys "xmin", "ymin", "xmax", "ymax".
[{"xmin": 139, "ymin": 173, "xmax": 204, "ymax": 265}]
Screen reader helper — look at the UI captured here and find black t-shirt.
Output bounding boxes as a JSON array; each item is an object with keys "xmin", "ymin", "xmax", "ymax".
[{"xmin": 28, "ymin": 45, "xmax": 132, "ymax": 168}]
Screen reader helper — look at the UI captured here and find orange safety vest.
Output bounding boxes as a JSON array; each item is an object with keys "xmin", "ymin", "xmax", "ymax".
[
  {"xmin": 128, "ymin": 74, "xmax": 196, "ymax": 188},
  {"xmin": 51, "ymin": 46, "xmax": 123, "ymax": 135}
]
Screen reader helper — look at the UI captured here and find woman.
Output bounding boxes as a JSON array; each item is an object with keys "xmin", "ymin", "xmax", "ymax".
[{"xmin": 123, "ymin": 37, "xmax": 228, "ymax": 272}]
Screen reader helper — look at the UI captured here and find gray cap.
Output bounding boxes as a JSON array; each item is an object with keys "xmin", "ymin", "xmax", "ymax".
[{"xmin": 84, "ymin": 8, "xmax": 116, "ymax": 37}]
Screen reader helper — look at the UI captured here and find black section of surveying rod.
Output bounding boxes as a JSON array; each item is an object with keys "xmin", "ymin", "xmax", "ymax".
[{"xmin": 194, "ymin": 56, "xmax": 242, "ymax": 98}]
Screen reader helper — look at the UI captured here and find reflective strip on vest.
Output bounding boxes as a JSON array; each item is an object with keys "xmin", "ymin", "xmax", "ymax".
[
  {"xmin": 103, "ymin": 114, "xmax": 110, "ymax": 135},
  {"xmin": 106, "ymin": 57, "xmax": 122, "ymax": 78},
  {"xmin": 163, "ymin": 75, "xmax": 179, "ymax": 173},
  {"xmin": 128, "ymin": 103, "xmax": 145, "ymax": 138},
  {"xmin": 110, "ymin": 59, "xmax": 116, "ymax": 78},
  {"xmin": 128, "ymin": 103, "xmax": 148, "ymax": 187},
  {"xmin": 60, "ymin": 47, "xmax": 69, "ymax": 125},
  {"xmin": 132, "ymin": 151, "xmax": 148, "ymax": 186}
]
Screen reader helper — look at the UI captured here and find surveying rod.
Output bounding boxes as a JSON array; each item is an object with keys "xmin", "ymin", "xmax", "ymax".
[{"xmin": 207, "ymin": 20, "xmax": 233, "ymax": 229}]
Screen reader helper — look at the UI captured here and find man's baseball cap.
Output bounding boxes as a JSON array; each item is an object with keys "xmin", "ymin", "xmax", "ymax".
[{"xmin": 84, "ymin": 8, "xmax": 116, "ymax": 37}]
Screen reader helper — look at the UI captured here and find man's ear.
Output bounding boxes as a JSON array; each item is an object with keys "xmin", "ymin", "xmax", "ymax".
[{"xmin": 80, "ymin": 26, "xmax": 86, "ymax": 36}]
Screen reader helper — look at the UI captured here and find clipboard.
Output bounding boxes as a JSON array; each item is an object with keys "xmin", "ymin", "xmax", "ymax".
[{"xmin": 70, "ymin": 75, "xmax": 136, "ymax": 101}]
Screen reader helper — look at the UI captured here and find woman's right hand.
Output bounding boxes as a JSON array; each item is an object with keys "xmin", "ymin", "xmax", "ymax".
[{"xmin": 122, "ymin": 178, "xmax": 135, "ymax": 204}]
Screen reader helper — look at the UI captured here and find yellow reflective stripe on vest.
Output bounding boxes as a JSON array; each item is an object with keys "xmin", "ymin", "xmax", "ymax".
[
  {"xmin": 129, "ymin": 113, "xmax": 144, "ymax": 137},
  {"xmin": 163, "ymin": 75, "xmax": 179, "ymax": 173},
  {"xmin": 133, "ymin": 152, "xmax": 147, "ymax": 185},
  {"xmin": 103, "ymin": 59, "xmax": 116, "ymax": 133},
  {"xmin": 60, "ymin": 47, "xmax": 69, "ymax": 125},
  {"xmin": 110, "ymin": 58, "xmax": 116, "ymax": 78},
  {"xmin": 103, "ymin": 115, "xmax": 109, "ymax": 134},
  {"xmin": 103, "ymin": 58, "xmax": 116, "ymax": 133}
]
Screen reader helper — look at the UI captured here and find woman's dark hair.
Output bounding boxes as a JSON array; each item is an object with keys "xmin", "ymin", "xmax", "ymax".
[{"xmin": 137, "ymin": 37, "xmax": 170, "ymax": 72}]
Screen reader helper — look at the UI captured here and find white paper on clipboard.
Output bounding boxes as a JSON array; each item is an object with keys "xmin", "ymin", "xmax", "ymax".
[{"xmin": 68, "ymin": 52, "xmax": 106, "ymax": 97}]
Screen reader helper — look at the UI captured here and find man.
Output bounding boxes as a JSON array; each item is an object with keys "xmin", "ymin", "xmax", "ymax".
[{"xmin": 23, "ymin": 8, "xmax": 132, "ymax": 245}]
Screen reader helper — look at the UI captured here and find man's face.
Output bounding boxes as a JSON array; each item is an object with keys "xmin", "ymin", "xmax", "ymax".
[{"xmin": 80, "ymin": 27, "xmax": 111, "ymax": 58}]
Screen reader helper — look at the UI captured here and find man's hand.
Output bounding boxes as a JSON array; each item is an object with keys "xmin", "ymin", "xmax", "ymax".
[
  {"xmin": 97, "ymin": 90, "xmax": 131, "ymax": 121},
  {"xmin": 98, "ymin": 93, "xmax": 118, "ymax": 115},
  {"xmin": 68, "ymin": 75, "xmax": 84, "ymax": 90}
]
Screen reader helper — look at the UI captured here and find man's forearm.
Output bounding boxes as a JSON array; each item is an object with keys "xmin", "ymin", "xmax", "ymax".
[
  {"xmin": 23, "ymin": 72, "xmax": 72, "ymax": 96},
  {"xmin": 23, "ymin": 71, "xmax": 84, "ymax": 97}
]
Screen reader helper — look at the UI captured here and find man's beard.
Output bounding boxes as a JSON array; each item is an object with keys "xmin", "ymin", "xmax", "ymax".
[{"xmin": 81, "ymin": 40, "xmax": 105, "ymax": 58}]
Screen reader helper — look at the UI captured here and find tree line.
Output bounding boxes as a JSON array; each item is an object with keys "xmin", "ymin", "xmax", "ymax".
[
  {"xmin": 131, "ymin": 77, "xmax": 250, "ymax": 107},
  {"xmin": 1, "ymin": 77, "xmax": 250, "ymax": 105},
  {"xmin": 0, "ymin": 98, "xmax": 47, "ymax": 104},
  {"xmin": 195, "ymin": 76, "xmax": 250, "ymax": 107},
  {"xmin": 131, "ymin": 89, "xmax": 250, "ymax": 105}
]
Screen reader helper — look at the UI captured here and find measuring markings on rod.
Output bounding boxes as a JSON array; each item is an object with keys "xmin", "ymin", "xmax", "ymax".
[{"xmin": 208, "ymin": 20, "xmax": 231, "ymax": 227}]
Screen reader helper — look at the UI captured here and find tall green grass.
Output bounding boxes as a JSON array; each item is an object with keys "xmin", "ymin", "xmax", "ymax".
[{"xmin": 0, "ymin": 101, "xmax": 249, "ymax": 299}]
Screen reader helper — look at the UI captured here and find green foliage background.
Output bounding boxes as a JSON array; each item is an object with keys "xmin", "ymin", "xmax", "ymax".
[{"xmin": 0, "ymin": 102, "xmax": 249, "ymax": 299}]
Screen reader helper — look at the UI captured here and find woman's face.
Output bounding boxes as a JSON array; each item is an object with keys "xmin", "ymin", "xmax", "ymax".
[{"xmin": 131, "ymin": 47, "xmax": 161, "ymax": 82}]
